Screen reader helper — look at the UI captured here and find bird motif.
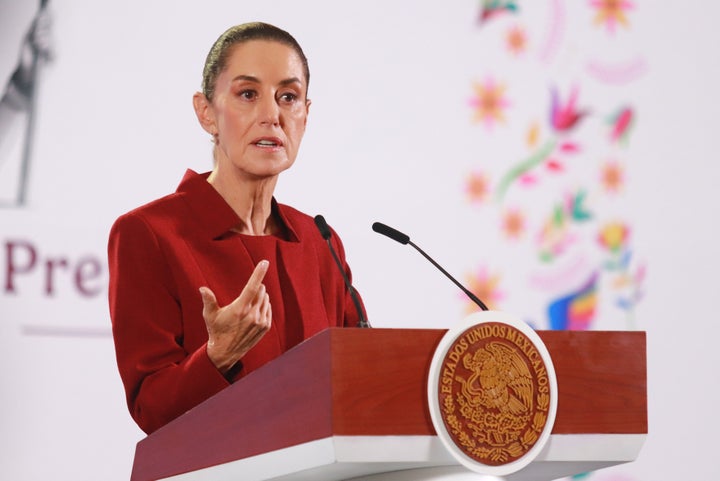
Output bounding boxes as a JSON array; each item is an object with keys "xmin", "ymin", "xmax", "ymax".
[
  {"xmin": 478, "ymin": 0, "xmax": 518, "ymax": 24},
  {"xmin": 460, "ymin": 341, "xmax": 534, "ymax": 416},
  {"xmin": 549, "ymin": 86, "xmax": 589, "ymax": 133}
]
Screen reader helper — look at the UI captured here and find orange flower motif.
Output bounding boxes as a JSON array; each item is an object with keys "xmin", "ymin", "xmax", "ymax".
[
  {"xmin": 590, "ymin": 0, "xmax": 634, "ymax": 33},
  {"xmin": 469, "ymin": 78, "xmax": 510, "ymax": 129},
  {"xmin": 502, "ymin": 208, "xmax": 525, "ymax": 239},
  {"xmin": 600, "ymin": 161, "xmax": 624, "ymax": 193},
  {"xmin": 506, "ymin": 25, "xmax": 527, "ymax": 55},
  {"xmin": 465, "ymin": 267, "xmax": 504, "ymax": 312},
  {"xmin": 466, "ymin": 171, "xmax": 491, "ymax": 203}
]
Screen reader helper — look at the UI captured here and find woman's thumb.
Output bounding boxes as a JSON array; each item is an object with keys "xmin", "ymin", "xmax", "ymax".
[{"xmin": 199, "ymin": 286, "xmax": 218, "ymax": 317}]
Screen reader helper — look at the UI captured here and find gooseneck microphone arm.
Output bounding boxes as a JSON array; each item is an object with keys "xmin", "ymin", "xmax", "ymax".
[
  {"xmin": 372, "ymin": 222, "xmax": 489, "ymax": 311},
  {"xmin": 314, "ymin": 215, "xmax": 370, "ymax": 328}
]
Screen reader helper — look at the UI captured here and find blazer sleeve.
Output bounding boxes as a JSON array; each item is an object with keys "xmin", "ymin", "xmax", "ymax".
[{"xmin": 108, "ymin": 212, "xmax": 229, "ymax": 434}]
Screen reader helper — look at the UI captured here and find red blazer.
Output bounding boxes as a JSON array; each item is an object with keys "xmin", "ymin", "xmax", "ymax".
[{"xmin": 108, "ymin": 170, "xmax": 365, "ymax": 434}]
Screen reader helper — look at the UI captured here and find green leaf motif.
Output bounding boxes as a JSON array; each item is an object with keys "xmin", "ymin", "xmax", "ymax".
[{"xmin": 571, "ymin": 190, "xmax": 592, "ymax": 221}]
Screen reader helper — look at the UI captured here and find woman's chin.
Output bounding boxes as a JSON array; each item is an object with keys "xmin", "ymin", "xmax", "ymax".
[{"xmin": 242, "ymin": 161, "xmax": 295, "ymax": 181}]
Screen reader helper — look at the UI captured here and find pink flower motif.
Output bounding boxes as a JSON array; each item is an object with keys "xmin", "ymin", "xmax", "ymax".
[{"xmin": 549, "ymin": 85, "xmax": 589, "ymax": 133}]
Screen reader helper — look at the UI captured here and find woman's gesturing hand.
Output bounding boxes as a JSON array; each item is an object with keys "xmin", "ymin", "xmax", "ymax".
[{"xmin": 200, "ymin": 260, "xmax": 272, "ymax": 374}]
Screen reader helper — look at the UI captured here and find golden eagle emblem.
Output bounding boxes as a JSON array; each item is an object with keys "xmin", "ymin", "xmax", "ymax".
[
  {"xmin": 460, "ymin": 341, "xmax": 534, "ymax": 418},
  {"xmin": 437, "ymin": 323, "xmax": 551, "ymax": 466}
]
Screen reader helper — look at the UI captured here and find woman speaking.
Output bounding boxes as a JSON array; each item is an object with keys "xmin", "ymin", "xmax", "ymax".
[{"xmin": 108, "ymin": 22, "xmax": 366, "ymax": 434}]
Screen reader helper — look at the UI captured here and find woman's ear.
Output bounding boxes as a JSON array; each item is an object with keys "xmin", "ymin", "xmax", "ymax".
[
  {"xmin": 192, "ymin": 92, "xmax": 217, "ymax": 136},
  {"xmin": 304, "ymin": 98, "xmax": 311, "ymax": 126}
]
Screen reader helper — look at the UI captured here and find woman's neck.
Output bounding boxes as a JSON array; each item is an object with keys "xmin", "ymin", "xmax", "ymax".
[{"xmin": 207, "ymin": 167, "xmax": 280, "ymax": 236}]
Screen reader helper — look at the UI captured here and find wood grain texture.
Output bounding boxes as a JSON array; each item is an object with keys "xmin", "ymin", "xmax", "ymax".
[
  {"xmin": 131, "ymin": 329, "xmax": 336, "ymax": 481},
  {"xmin": 542, "ymin": 330, "xmax": 647, "ymax": 434},
  {"xmin": 328, "ymin": 329, "xmax": 646, "ymax": 436}
]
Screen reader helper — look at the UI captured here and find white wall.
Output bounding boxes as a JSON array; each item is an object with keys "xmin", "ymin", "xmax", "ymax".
[{"xmin": 0, "ymin": 1, "xmax": 718, "ymax": 479}]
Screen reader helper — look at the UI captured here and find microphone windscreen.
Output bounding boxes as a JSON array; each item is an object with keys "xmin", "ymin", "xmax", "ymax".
[
  {"xmin": 372, "ymin": 222, "xmax": 410, "ymax": 245},
  {"xmin": 314, "ymin": 215, "xmax": 332, "ymax": 240}
]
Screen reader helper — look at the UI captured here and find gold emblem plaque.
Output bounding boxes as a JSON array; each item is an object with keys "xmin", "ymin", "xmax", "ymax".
[{"xmin": 428, "ymin": 313, "xmax": 557, "ymax": 475}]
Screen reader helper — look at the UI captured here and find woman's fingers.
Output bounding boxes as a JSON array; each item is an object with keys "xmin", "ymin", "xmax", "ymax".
[
  {"xmin": 237, "ymin": 260, "xmax": 270, "ymax": 306},
  {"xmin": 202, "ymin": 261, "xmax": 273, "ymax": 370}
]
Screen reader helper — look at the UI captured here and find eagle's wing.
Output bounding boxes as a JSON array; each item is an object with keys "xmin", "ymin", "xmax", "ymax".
[{"xmin": 487, "ymin": 342, "xmax": 534, "ymax": 414}]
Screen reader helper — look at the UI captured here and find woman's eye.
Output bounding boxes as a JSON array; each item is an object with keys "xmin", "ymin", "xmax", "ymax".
[
  {"xmin": 279, "ymin": 92, "xmax": 298, "ymax": 103},
  {"xmin": 239, "ymin": 90, "xmax": 256, "ymax": 100}
]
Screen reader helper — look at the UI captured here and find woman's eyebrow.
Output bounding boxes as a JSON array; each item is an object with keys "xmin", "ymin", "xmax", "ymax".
[
  {"xmin": 231, "ymin": 74, "xmax": 260, "ymax": 83},
  {"xmin": 230, "ymin": 75, "xmax": 302, "ymax": 87},
  {"xmin": 279, "ymin": 77, "xmax": 302, "ymax": 87}
]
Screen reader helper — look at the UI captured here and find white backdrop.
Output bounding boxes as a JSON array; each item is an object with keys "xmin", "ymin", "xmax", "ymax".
[{"xmin": 1, "ymin": 1, "xmax": 718, "ymax": 480}]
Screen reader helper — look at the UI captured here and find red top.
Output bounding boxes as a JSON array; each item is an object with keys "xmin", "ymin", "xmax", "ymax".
[{"xmin": 108, "ymin": 170, "xmax": 366, "ymax": 434}]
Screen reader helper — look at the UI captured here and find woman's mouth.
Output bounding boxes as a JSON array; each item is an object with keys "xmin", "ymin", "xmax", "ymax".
[{"xmin": 254, "ymin": 138, "xmax": 282, "ymax": 148}]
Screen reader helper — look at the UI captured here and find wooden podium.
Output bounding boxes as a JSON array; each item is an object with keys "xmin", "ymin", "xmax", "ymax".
[{"xmin": 130, "ymin": 328, "xmax": 647, "ymax": 481}]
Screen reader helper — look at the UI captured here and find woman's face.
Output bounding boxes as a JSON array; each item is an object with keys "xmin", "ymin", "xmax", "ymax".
[{"xmin": 200, "ymin": 40, "xmax": 310, "ymax": 180}]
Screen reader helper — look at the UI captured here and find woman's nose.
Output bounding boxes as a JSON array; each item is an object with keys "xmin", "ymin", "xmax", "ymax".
[{"xmin": 258, "ymin": 95, "xmax": 280, "ymax": 126}]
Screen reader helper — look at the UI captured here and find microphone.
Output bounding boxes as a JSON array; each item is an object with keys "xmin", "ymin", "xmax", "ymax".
[
  {"xmin": 372, "ymin": 222, "xmax": 489, "ymax": 311},
  {"xmin": 314, "ymin": 215, "xmax": 370, "ymax": 328}
]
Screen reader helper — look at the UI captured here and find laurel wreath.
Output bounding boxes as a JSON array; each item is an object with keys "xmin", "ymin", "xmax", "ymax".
[{"xmin": 441, "ymin": 390, "xmax": 549, "ymax": 464}]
